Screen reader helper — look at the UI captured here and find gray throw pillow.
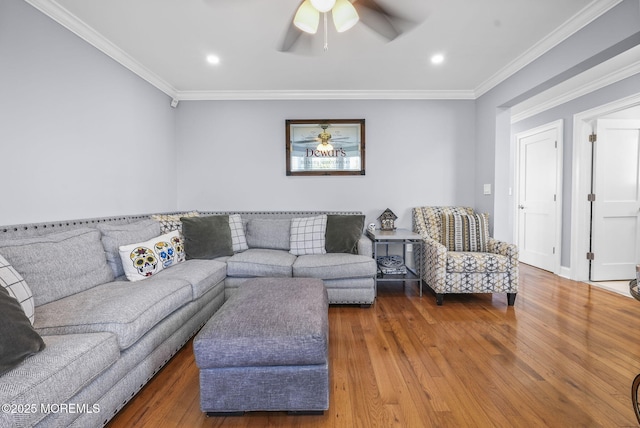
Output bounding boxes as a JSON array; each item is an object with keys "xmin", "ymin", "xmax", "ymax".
[
  {"xmin": 325, "ymin": 215, "xmax": 365, "ymax": 254},
  {"xmin": 0, "ymin": 285, "xmax": 45, "ymax": 376},
  {"xmin": 181, "ymin": 215, "xmax": 234, "ymax": 260}
]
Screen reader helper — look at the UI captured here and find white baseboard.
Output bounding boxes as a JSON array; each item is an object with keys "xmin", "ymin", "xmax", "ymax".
[{"xmin": 558, "ymin": 266, "xmax": 572, "ymax": 279}]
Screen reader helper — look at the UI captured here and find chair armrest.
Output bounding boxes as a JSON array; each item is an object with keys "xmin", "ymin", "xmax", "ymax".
[
  {"xmin": 414, "ymin": 236, "xmax": 448, "ymax": 292},
  {"xmin": 487, "ymin": 238, "xmax": 519, "ymax": 261},
  {"xmin": 357, "ymin": 234, "xmax": 373, "ymax": 257},
  {"xmin": 488, "ymin": 237, "xmax": 519, "ymax": 290},
  {"xmin": 423, "ymin": 236, "xmax": 447, "ymax": 257}
]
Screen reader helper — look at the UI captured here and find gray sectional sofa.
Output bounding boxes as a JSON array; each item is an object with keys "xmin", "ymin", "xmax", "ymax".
[{"xmin": 0, "ymin": 210, "xmax": 376, "ymax": 427}]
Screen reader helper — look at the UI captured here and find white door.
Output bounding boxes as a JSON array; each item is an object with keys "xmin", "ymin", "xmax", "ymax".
[
  {"xmin": 517, "ymin": 123, "xmax": 561, "ymax": 272},
  {"xmin": 590, "ymin": 119, "xmax": 640, "ymax": 281}
]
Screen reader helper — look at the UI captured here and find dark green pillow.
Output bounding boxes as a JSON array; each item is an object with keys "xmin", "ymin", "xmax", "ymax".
[
  {"xmin": 0, "ymin": 286, "xmax": 45, "ymax": 376},
  {"xmin": 181, "ymin": 215, "xmax": 234, "ymax": 260},
  {"xmin": 325, "ymin": 215, "xmax": 365, "ymax": 254}
]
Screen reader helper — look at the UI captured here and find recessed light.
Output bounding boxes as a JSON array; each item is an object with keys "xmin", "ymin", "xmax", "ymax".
[
  {"xmin": 431, "ymin": 54, "xmax": 444, "ymax": 65},
  {"xmin": 206, "ymin": 55, "xmax": 220, "ymax": 65}
]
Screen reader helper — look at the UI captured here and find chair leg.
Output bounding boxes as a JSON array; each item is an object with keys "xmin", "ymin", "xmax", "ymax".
[
  {"xmin": 507, "ymin": 293, "xmax": 516, "ymax": 306},
  {"xmin": 436, "ymin": 294, "xmax": 444, "ymax": 306}
]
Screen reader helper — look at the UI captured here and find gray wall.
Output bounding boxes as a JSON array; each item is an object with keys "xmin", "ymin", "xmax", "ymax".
[
  {"xmin": 475, "ymin": 0, "xmax": 640, "ymax": 241},
  {"xmin": 174, "ymin": 99, "xmax": 476, "ymax": 229},
  {"xmin": 0, "ymin": 0, "xmax": 177, "ymax": 225},
  {"xmin": 3, "ymin": 0, "xmax": 640, "ymax": 254},
  {"xmin": 512, "ymin": 73, "xmax": 640, "ymax": 268}
]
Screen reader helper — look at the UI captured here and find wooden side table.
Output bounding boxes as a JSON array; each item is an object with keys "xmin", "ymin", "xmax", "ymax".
[{"xmin": 366, "ymin": 228, "xmax": 423, "ymax": 296}]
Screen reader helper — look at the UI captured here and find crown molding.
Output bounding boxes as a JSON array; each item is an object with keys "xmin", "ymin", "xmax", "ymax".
[
  {"xmin": 474, "ymin": 0, "xmax": 624, "ymax": 98},
  {"xmin": 510, "ymin": 59, "xmax": 640, "ymax": 123},
  {"xmin": 24, "ymin": 0, "xmax": 178, "ymax": 100},
  {"xmin": 26, "ymin": 0, "xmax": 621, "ymax": 103},
  {"xmin": 175, "ymin": 89, "xmax": 476, "ymax": 101}
]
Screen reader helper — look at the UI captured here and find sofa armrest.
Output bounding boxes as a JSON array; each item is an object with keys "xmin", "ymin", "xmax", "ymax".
[{"xmin": 357, "ymin": 234, "xmax": 372, "ymax": 257}]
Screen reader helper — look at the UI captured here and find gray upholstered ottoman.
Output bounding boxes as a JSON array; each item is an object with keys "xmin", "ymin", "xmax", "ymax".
[{"xmin": 193, "ymin": 277, "xmax": 329, "ymax": 415}]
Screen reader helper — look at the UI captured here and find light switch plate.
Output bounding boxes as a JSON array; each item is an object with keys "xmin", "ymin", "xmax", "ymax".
[{"xmin": 483, "ymin": 184, "xmax": 492, "ymax": 195}]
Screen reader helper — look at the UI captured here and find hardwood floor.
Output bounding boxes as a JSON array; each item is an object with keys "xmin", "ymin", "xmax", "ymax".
[{"xmin": 107, "ymin": 264, "xmax": 640, "ymax": 427}]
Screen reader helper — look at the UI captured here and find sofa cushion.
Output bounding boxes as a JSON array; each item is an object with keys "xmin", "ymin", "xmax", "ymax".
[
  {"xmin": 0, "ymin": 285, "xmax": 45, "ymax": 376},
  {"xmin": 226, "ymin": 249, "xmax": 296, "ymax": 278},
  {"xmin": 154, "ymin": 259, "xmax": 227, "ymax": 299},
  {"xmin": 293, "ymin": 253, "xmax": 377, "ymax": 279},
  {"xmin": 0, "ymin": 254, "xmax": 34, "ymax": 324},
  {"xmin": 245, "ymin": 218, "xmax": 291, "ymax": 250},
  {"xmin": 0, "ymin": 228, "xmax": 114, "ymax": 306},
  {"xmin": 0, "ymin": 332, "xmax": 118, "ymax": 428},
  {"xmin": 325, "ymin": 214, "xmax": 365, "ymax": 254},
  {"xmin": 34, "ymin": 278, "xmax": 193, "ymax": 350},
  {"xmin": 445, "ymin": 252, "xmax": 510, "ymax": 273},
  {"xmin": 441, "ymin": 212, "xmax": 490, "ymax": 252},
  {"xmin": 181, "ymin": 215, "xmax": 234, "ymax": 259},
  {"xmin": 289, "ymin": 215, "xmax": 327, "ymax": 256},
  {"xmin": 97, "ymin": 219, "xmax": 161, "ymax": 278},
  {"xmin": 118, "ymin": 230, "xmax": 185, "ymax": 282}
]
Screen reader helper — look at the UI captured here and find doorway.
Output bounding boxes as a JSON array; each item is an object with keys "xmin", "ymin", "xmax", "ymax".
[
  {"xmin": 515, "ymin": 121, "xmax": 563, "ymax": 273},
  {"xmin": 571, "ymin": 94, "xmax": 640, "ymax": 281},
  {"xmin": 589, "ymin": 118, "xmax": 640, "ymax": 280}
]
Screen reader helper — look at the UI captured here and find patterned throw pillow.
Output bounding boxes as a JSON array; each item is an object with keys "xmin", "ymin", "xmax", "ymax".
[
  {"xmin": 290, "ymin": 215, "xmax": 327, "ymax": 256},
  {"xmin": 151, "ymin": 211, "xmax": 199, "ymax": 234},
  {"xmin": 118, "ymin": 230, "xmax": 185, "ymax": 282},
  {"xmin": 441, "ymin": 213, "xmax": 489, "ymax": 252},
  {"xmin": 0, "ymin": 254, "xmax": 35, "ymax": 325},
  {"xmin": 228, "ymin": 214, "xmax": 248, "ymax": 253}
]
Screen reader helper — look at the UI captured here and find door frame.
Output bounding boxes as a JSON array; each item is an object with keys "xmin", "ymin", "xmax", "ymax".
[
  {"xmin": 514, "ymin": 120, "xmax": 563, "ymax": 274},
  {"xmin": 570, "ymin": 92, "xmax": 640, "ymax": 281}
]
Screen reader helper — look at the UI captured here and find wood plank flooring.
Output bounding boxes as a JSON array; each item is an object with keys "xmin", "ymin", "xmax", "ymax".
[{"xmin": 107, "ymin": 264, "xmax": 640, "ymax": 427}]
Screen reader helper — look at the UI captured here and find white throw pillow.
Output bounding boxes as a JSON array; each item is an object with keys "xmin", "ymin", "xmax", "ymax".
[
  {"xmin": 228, "ymin": 214, "xmax": 248, "ymax": 252},
  {"xmin": 0, "ymin": 254, "xmax": 35, "ymax": 325},
  {"xmin": 118, "ymin": 230, "xmax": 185, "ymax": 282},
  {"xmin": 289, "ymin": 215, "xmax": 327, "ymax": 256}
]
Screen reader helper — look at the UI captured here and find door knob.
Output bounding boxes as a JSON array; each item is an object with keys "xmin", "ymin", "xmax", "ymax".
[{"xmin": 518, "ymin": 204, "xmax": 525, "ymax": 209}]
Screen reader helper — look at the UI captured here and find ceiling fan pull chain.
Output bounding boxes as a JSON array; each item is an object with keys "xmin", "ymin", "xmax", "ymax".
[{"xmin": 323, "ymin": 12, "xmax": 329, "ymax": 51}]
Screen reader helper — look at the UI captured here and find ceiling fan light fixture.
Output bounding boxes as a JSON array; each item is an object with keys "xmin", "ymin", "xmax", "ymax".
[
  {"xmin": 294, "ymin": 0, "xmax": 320, "ymax": 34},
  {"xmin": 332, "ymin": 0, "xmax": 359, "ymax": 33},
  {"xmin": 310, "ymin": 0, "xmax": 336, "ymax": 13}
]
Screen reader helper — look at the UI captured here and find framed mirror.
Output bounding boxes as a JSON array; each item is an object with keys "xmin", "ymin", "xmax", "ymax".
[{"xmin": 285, "ymin": 119, "xmax": 365, "ymax": 176}]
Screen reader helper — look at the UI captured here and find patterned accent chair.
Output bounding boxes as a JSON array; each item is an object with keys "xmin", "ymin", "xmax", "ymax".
[{"xmin": 412, "ymin": 206, "xmax": 518, "ymax": 306}]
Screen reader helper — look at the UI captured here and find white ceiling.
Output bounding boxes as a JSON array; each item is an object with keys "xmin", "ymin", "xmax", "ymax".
[{"xmin": 26, "ymin": 0, "xmax": 625, "ymax": 101}]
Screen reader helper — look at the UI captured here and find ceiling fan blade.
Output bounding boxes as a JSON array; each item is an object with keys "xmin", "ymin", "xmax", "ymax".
[
  {"xmin": 353, "ymin": 0, "xmax": 407, "ymax": 40},
  {"xmin": 279, "ymin": 20, "xmax": 303, "ymax": 52},
  {"xmin": 279, "ymin": 0, "xmax": 309, "ymax": 52}
]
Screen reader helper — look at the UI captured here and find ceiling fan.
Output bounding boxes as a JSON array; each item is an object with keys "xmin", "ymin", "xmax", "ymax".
[{"xmin": 280, "ymin": 0, "xmax": 413, "ymax": 53}]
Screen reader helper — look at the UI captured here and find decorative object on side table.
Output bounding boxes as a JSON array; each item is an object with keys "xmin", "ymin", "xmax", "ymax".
[
  {"xmin": 378, "ymin": 208, "xmax": 397, "ymax": 231},
  {"xmin": 376, "ymin": 255, "xmax": 407, "ymax": 275}
]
